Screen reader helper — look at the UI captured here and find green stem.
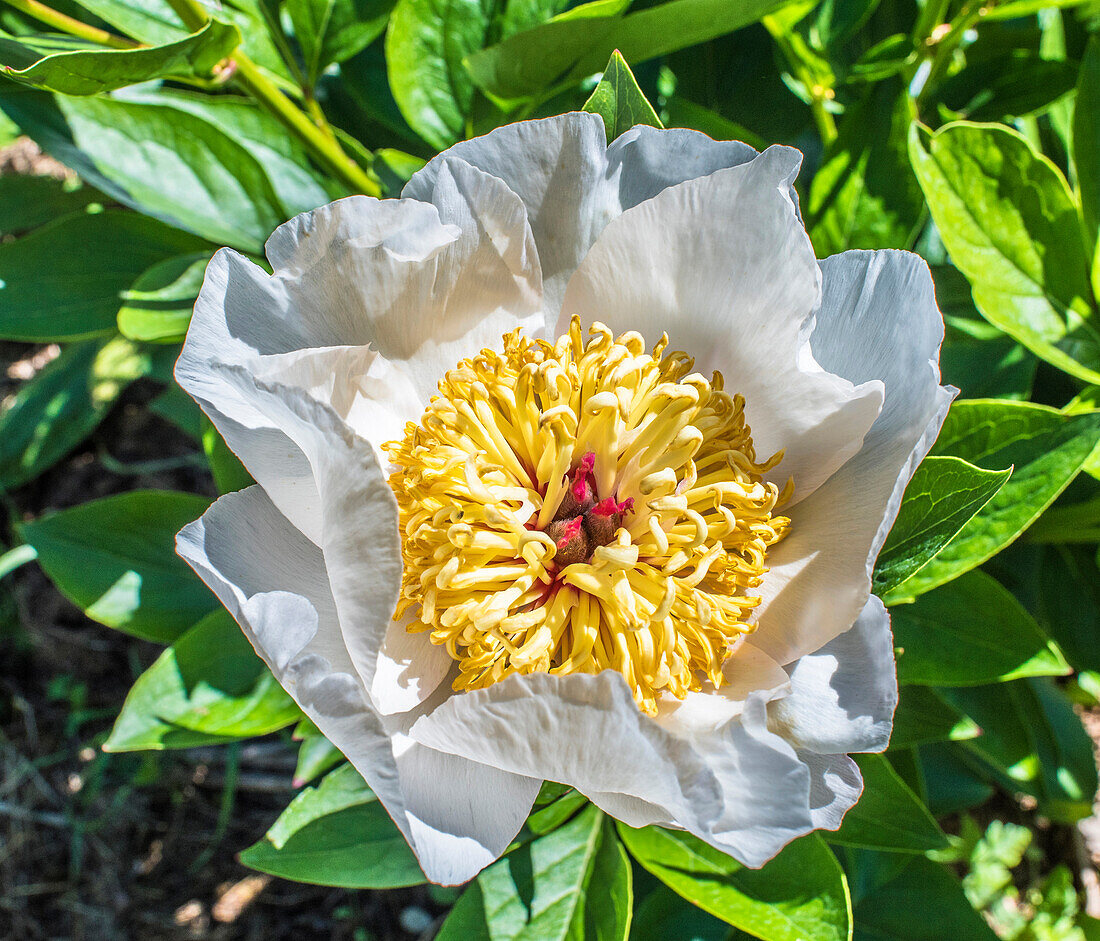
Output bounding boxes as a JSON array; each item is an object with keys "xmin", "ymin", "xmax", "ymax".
[
  {"xmin": 0, "ymin": 544, "xmax": 36, "ymax": 580},
  {"xmin": 767, "ymin": 26, "xmax": 837, "ymax": 146},
  {"xmin": 916, "ymin": 2, "xmax": 984, "ymax": 110},
  {"xmin": 164, "ymin": 0, "xmax": 379, "ymax": 196},
  {"xmin": 0, "ymin": 0, "xmax": 137, "ymax": 48}
]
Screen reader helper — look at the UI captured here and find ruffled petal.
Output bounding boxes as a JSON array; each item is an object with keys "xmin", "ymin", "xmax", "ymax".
[
  {"xmin": 404, "ymin": 115, "xmax": 770, "ymax": 318},
  {"xmin": 558, "ymin": 146, "xmax": 884, "ymax": 502},
  {"xmin": 176, "ymin": 485, "xmax": 537, "ymax": 885},
  {"xmin": 800, "ymin": 752, "xmax": 863, "ymax": 830},
  {"xmin": 751, "ymin": 250, "xmax": 953, "ymax": 666},
  {"xmin": 765, "ymin": 595, "xmax": 896, "ymax": 755},
  {"xmin": 177, "ymin": 174, "xmax": 545, "ymax": 540},
  {"xmin": 409, "ymin": 670, "xmax": 821, "ymax": 867}
]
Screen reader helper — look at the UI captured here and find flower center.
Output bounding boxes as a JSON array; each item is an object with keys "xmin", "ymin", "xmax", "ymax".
[{"xmin": 384, "ymin": 318, "xmax": 791, "ymax": 715}]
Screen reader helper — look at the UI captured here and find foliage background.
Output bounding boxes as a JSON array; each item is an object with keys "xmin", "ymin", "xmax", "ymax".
[{"xmin": 2, "ymin": 0, "xmax": 1100, "ymax": 937}]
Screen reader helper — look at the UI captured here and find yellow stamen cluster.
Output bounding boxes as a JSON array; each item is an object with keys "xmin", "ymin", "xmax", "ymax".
[{"xmin": 384, "ymin": 318, "xmax": 791, "ymax": 715}]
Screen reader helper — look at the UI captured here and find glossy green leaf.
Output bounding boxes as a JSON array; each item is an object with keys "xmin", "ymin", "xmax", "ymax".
[
  {"xmin": 525, "ymin": 786, "xmax": 588, "ymax": 836},
  {"xmin": 873, "ymin": 456, "xmax": 1009, "ymax": 596},
  {"xmin": 438, "ymin": 804, "xmax": 631, "ymax": 941},
  {"xmin": 909, "ymin": 121, "xmax": 1099, "ymax": 385},
  {"xmin": 889, "ymin": 685, "xmax": 980, "ymax": 750},
  {"xmin": 75, "ymin": 0, "xmax": 290, "ymax": 82},
  {"xmin": 288, "ymin": 0, "xmax": 395, "ymax": 82},
  {"xmin": 1038, "ymin": 545, "xmax": 1100, "ymax": 673},
  {"xmin": 941, "ymin": 679, "xmax": 1098, "ymax": 823},
  {"xmin": 1075, "ymin": 35, "xmax": 1100, "ymax": 249},
  {"xmin": 631, "ymin": 886, "xmax": 735, "ymax": 941},
  {"xmin": 0, "ymin": 336, "xmax": 164, "ymax": 491},
  {"xmin": 808, "ymin": 80, "xmax": 922, "ymax": 256},
  {"xmin": 466, "ymin": 0, "xmax": 791, "ymax": 103},
  {"xmin": 887, "ymin": 401, "xmax": 1100, "ymax": 601},
  {"xmin": 0, "ymin": 89, "xmax": 288, "ymax": 252},
  {"xmin": 931, "ymin": 51, "xmax": 1077, "ymax": 123},
  {"xmin": 241, "ymin": 763, "xmax": 427, "ymax": 888},
  {"xmin": 0, "ymin": 20, "xmax": 240, "ymax": 95},
  {"xmin": 116, "ymin": 252, "xmax": 210, "ymax": 343},
  {"xmin": 582, "ymin": 51, "xmax": 662, "ymax": 143},
  {"xmin": 892, "ymin": 570, "xmax": 1069, "ymax": 686},
  {"xmin": 829, "ymin": 754, "xmax": 947, "ymax": 853},
  {"xmin": 292, "ymin": 723, "xmax": 344, "ymax": 787},
  {"xmin": 17, "ymin": 490, "xmax": 216, "ymax": 642},
  {"xmin": 0, "ymin": 208, "xmax": 206, "ymax": 341},
  {"xmin": 850, "ymin": 854, "xmax": 998, "ymax": 941},
  {"xmin": 0, "ymin": 174, "xmax": 97, "ymax": 236},
  {"xmin": 916, "ymin": 742, "xmax": 994, "ymax": 816},
  {"xmin": 619, "ymin": 827, "xmax": 849, "ymax": 941},
  {"xmin": 385, "ymin": 0, "xmax": 493, "ymax": 148},
  {"xmin": 104, "ymin": 608, "xmax": 298, "ymax": 751}
]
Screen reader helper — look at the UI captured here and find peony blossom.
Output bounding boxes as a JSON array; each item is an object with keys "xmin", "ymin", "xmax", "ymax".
[{"xmin": 175, "ymin": 112, "xmax": 953, "ymax": 885}]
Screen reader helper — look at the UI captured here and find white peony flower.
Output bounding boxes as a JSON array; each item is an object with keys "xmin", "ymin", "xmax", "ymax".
[{"xmin": 175, "ymin": 112, "xmax": 953, "ymax": 886}]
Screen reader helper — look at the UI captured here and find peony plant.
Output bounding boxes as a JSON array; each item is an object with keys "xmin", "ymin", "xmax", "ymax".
[{"xmin": 174, "ymin": 110, "xmax": 951, "ymax": 884}]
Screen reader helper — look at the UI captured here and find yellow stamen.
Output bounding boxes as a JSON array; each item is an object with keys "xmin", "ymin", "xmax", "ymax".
[{"xmin": 383, "ymin": 318, "xmax": 791, "ymax": 716}]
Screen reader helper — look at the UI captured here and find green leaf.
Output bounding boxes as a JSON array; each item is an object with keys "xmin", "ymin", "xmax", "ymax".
[
  {"xmin": 829, "ymin": 754, "xmax": 947, "ymax": 854},
  {"xmin": 909, "ymin": 121, "xmax": 1099, "ymax": 385},
  {"xmin": 631, "ymin": 886, "xmax": 735, "ymax": 941},
  {"xmin": 1075, "ymin": 35, "xmax": 1100, "ymax": 250},
  {"xmin": 916, "ymin": 742, "xmax": 994, "ymax": 816},
  {"xmin": 526, "ymin": 786, "xmax": 588, "ymax": 836},
  {"xmin": 466, "ymin": 0, "xmax": 792, "ymax": 104},
  {"xmin": 287, "ymin": 0, "xmax": 395, "ymax": 83},
  {"xmin": 941, "ymin": 679, "xmax": 1098, "ymax": 823},
  {"xmin": 931, "ymin": 51, "xmax": 1077, "ymax": 124},
  {"xmin": 17, "ymin": 489, "xmax": 216, "ymax": 643},
  {"xmin": 241, "ymin": 764, "xmax": 426, "ymax": 888},
  {"xmin": 889, "ymin": 685, "xmax": 980, "ymax": 750},
  {"xmin": 75, "ymin": 0, "xmax": 291, "ymax": 82},
  {"xmin": 892, "ymin": 570, "xmax": 1070, "ymax": 686},
  {"xmin": 117, "ymin": 252, "xmax": 210, "ymax": 343},
  {"xmin": 808, "ymin": 80, "xmax": 923, "ymax": 256},
  {"xmin": 385, "ymin": 0, "xmax": 494, "ymax": 149},
  {"xmin": 0, "ymin": 20, "xmax": 240, "ymax": 95},
  {"xmin": 0, "ymin": 89, "xmax": 290, "ymax": 252},
  {"xmin": 0, "ymin": 336, "xmax": 163, "ymax": 490},
  {"xmin": 438, "ymin": 804, "xmax": 631, "ymax": 941},
  {"xmin": 292, "ymin": 723, "xmax": 344, "ymax": 787},
  {"xmin": 886, "ymin": 400, "xmax": 1100, "ymax": 602},
  {"xmin": 873, "ymin": 456, "xmax": 1009, "ymax": 596},
  {"xmin": 104, "ymin": 608, "xmax": 298, "ymax": 751},
  {"xmin": 1038, "ymin": 546, "xmax": 1100, "ymax": 673},
  {"xmin": 0, "ymin": 174, "xmax": 97, "ymax": 236},
  {"xmin": 582, "ymin": 50, "xmax": 662, "ymax": 143},
  {"xmin": 618, "ymin": 827, "xmax": 850, "ymax": 941},
  {"xmin": 0, "ymin": 208, "xmax": 206, "ymax": 341},
  {"xmin": 850, "ymin": 854, "xmax": 998, "ymax": 941}
]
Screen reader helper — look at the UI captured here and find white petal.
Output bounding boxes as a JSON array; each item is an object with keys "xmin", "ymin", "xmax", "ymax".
[
  {"xmin": 176, "ymin": 486, "xmax": 537, "ymax": 885},
  {"xmin": 752, "ymin": 251, "xmax": 954, "ymax": 666},
  {"xmin": 800, "ymin": 752, "xmax": 863, "ymax": 831},
  {"xmin": 404, "ymin": 112, "xmax": 613, "ymax": 317},
  {"xmin": 178, "ymin": 180, "xmax": 545, "ymax": 540},
  {"xmin": 371, "ymin": 613, "xmax": 454, "ymax": 716},
  {"xmin": 558, "ymin": 146, "xmax": 884, "ymax": 502},
  {"xmin": 410, "ymin": 672, "xmax": 816, "ymax": 867},
  {"xmin": 653, "ymin": 641, "xmax": 790, "ymax": 734},
  {"xmin": 606, "ymin": 124, "xmax": 763, "ymax": 212},
  {"xmin": 404, "ymin": 116, "xmax": 774, "ymax": 319},
  {"xmin": 765, "ymin": 595, "xmax": 897, "ymax": 755}
]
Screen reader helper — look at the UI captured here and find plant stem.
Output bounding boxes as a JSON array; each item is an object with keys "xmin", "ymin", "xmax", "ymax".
[
  {"xmin": 0, "ymin": 0, "xmax": 137, "ymax": 48},
  {"xmin": 163, "ymin": 0, "xmax": 379, "ymax": 196}
]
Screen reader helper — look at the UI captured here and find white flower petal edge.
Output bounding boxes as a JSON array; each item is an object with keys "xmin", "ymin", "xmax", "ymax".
[
  {"xmin": 177, "ymin": 484, "xmax": 540, "ymax": 885},
  {"xmin": 404, "ymin": 113, "xmax": 776, "ymax": 316},
  {"xmin": 751, "ymin": 250, "xmax": 956, "ymax": 667},
  {"xmin": 558, "ymin": 144, "xmax": 885, "ymax": 503}
]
